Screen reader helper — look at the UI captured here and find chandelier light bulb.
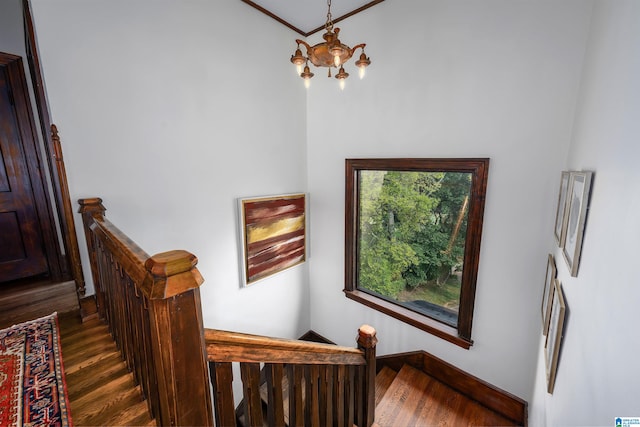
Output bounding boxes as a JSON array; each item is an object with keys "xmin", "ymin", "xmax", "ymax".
[
  {"xmin": 333, "ymin": 53, "xmax": 341, "ymax": 68},
  {"xmin": 301, "ymin": 63, "xmax": 314, "ymax": 89},
  {"xmin": 335, "ymin": 66, "xmax": 348, "ymax": 90},
  {"xmin": 355, "ymin": 50, "xmax": 371, "ymax": 80},
  {"xmin": 296, "ymin": 64, "xmax": 303, "ymax": 75}
]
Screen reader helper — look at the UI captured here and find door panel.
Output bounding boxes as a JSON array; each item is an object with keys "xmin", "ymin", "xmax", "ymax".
[{"xmin": 0, "ymin": 66, "xmax": 48, "ymax": 282}]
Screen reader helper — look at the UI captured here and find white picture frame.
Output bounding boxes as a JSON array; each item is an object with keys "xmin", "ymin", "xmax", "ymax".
[
  {"xmin": 541, "ymin": 254, "xmax": 557, "ymax": 335},
  {"xmin": 554, "ymin": 171, "xmax": 571, "ymax": 246},
  {"xmin": 561, "ymin": 171, "xmax": 593, "ymax": 276},
  {"xmin": 545, "ymin": 279, "xmax": 566, "ymax": 393}
]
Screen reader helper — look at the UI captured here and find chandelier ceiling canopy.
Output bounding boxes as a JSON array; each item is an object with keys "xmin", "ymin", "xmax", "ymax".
[{"xmin": 290, "ymin": 0, "xmax": 370, "ymax": 89}]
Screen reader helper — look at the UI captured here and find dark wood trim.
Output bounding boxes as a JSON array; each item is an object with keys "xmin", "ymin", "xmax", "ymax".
[
  {"xmin": 240, "ymin": 0, "xmax": 385, "ymax": 37},
  {"xmin": 240, "ymin": 0, "xmax": 306, "ymax": 35},
  {"xmin": 344, "ymin": 158, "xmax": 490, "ymax": 348},
  {"xmin": 22, "ymin": 0, "xmax": 85, "ymax": 293},
  {"xmin": 50, "ymin": 125, "xmax": 85, "ymax": 295},
  {"xmin": 458, "ymin": 158, "xmax": 490, "ymax": 340},
  {"xmin": 345, "ymin": 289, "xmax": 472, "ymax": 349},
  {"xmin": 377, "ymin": 351, "xmax": 528, "ymax": 426},
  {"xmin": 305, "ymin": 0, "xmax": 386, "ymax": 36}
]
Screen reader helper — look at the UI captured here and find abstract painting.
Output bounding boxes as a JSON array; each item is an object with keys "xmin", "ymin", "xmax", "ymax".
[{"xmin": 238, "ymin": 193, "xmax": 306, "ymax": 286}]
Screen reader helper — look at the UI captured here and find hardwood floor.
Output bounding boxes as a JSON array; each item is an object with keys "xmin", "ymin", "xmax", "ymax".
[
  {"xmin": 238, "ymin": 362, "xmax": 521, "ymax": 426},
  {"xmin": 0, "ymin": 278, "xmax": 78, "ymax": 329},
  {"xmin": 374, "ymin": 364, "xmax": 519, "ymax": 427},
  {"xmin": 0, "ymin": 280, "xmax": 154, "ymax": 426},
  {"xmin": 1, "ymin": 279, "xmax": 520, "ymax": 426}
]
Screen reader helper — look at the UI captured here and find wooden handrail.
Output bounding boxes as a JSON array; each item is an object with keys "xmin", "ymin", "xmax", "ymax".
[
  {"xmin": 205, "ymin": 328, "xmax": 366, "ymax": 364},
  {"xmin": 206, "ymin": 324, "xmax": 377, "ymax": 426},
  {"xmin": 78, "ymin": 198, "xmax": 213, "ymax": 427}
]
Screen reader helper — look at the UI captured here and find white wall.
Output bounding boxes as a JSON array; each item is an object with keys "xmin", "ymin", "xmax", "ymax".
[
  {"xmin": 30, "ymin": 0, "xmax": 311, "ymax": 338},
  {"xmin": 529, "ymin": 1, "xmax": 640, "ymax": 425},
  {"xmin": 307, "ymin": 0, "xmax": 593, "ymax": 403},
  {"xmin": 0, "ymin": 0, "xmax": 24, "ymax": 55},
  {"xmin": 26, "ymin": 0, "xmax": 640, "ymax": 422}
]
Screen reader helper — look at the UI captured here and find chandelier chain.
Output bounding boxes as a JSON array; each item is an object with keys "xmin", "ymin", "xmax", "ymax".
[{"xmin": 326, "ymin": 0, "xmax": 334, "ymax": 30}]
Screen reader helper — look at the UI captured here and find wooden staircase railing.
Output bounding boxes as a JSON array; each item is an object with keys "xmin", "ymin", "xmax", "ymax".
[
  {"xmin": 79, "ymin": 197, "xmax": 377, "ymax": 427},
  {"xmin": 78, "ymin": 198, "xmax": 213, "ymax": 426},
  {"xmin": 205, "ymin": 325, "xmax": 377, "ymax": 427}
]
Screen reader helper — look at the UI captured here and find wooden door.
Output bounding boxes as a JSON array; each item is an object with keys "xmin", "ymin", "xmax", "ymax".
[{"xmin": 0, "ymin": 55, "xmax": 49, "ymax": 282}]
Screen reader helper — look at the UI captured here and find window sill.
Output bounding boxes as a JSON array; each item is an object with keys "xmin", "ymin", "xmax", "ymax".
[{"xmin": 344, "ymin": 289, "xmax": 473, "ymax": 349}]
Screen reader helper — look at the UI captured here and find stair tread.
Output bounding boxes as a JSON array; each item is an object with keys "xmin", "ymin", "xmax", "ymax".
[
  {"xmin": 375, "ymin": 366, "xmax": 397, "ymax": 407},
  {"xmin": 59, "ymin": 310, "xmax": 155, "ymax": 426},
  {"xmin": 375, "ymin": 364, "xmax": 517, "ymax": 427}
]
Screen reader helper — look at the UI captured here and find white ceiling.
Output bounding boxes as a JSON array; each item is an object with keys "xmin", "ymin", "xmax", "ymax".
[{"xmin": 241, "ymin": 0, "xmax": 384, "ymax": 36}]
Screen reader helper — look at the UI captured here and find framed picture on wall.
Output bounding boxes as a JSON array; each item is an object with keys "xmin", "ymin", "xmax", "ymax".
[
  {"xmin": 541, "ymin": 254, "xmax": 557, "ymax": 335},
  {"xmin": 561, "ymin": 171, "xmax": 593, "ymax": 276},
  {"xmin": 238, "ymin": 193, "xmax": 307, "ymax": 286},
  {"xmin": 554, "ymin": 171, "xmax": 571, "ymax": 246},
  {"xmin": 545, "ymin": 279, "xmax": 566, "ymax": 394}
]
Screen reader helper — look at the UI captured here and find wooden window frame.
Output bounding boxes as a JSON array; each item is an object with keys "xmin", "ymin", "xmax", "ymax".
[{"xmin": 344, "ymin": 158, "xmax": 490, "ymax": 349}]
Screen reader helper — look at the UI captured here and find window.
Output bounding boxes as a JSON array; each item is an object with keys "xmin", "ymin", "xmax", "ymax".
[{"xmin": 345, "ymin": 158, "xmax": 489, "ymax": 348}]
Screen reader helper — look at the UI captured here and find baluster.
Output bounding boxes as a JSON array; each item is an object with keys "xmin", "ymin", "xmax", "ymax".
[
  {"xmin": 288, "ymin": 365, "xmax": 304, "ymax": 427},
  {"xmin": 333, "ymin": 365, "xmax": 345, "ymax": 427},
  {"xmin": 124, "ymin": 276, "xmax": 140, "ymax": 384},
  {"xmin": 318, "ymin": 365, "xmax": 331, "ymax": 427},
  {"xmin": 210, "ymin": 362, "xmax": 235, "ymax": 427},
  {"xmin": 141, "ymin": 297, "xmax": 161, "ymax": 419},
  {"xmin": 345, "ymin": 366, "xmax": 356, "ymax": 427},
  {"xmin": 241, "ymin": 362, "xmax": 264, "ymax": 426},
  {"xmin": 309, "ymin": 365, "xmax": 321, "ymax": 427},
  {"xmin": 354, "ymin": 365, "xmax": 364, "ymax": 425},
  {"xmin": 265, "ymin": 364, "xmax": 286, "ymax": 426}
]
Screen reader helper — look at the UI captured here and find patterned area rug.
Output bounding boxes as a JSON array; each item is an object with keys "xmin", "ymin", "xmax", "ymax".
[{"xmin": 0, "ymin": 313, "xmax": 72, "ymax": 426}]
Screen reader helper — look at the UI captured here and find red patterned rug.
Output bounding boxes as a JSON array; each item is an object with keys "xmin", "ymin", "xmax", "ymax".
[{"xmin": 0, "ymin": 313, "xmax": 72, "ymax": 426}]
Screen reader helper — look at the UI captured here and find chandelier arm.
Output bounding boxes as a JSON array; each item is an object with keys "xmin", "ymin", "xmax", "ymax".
[
  {"xmin": 350, "ymin": 43, "xmax": 367, "ymax": 55},
  {"xmin": 296, "ymin": 39, "xmax": 313, "ymax": 54}
]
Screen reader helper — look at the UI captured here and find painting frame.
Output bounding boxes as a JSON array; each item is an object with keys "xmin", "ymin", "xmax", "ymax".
[
  {"xmin": 561, "ymin": 171, "xmax": 593, "ymax": 277},
  {"xmin": 545, "ymin": 279, "xmax": 566, "ymax": 394},
  {"xmin": 553, "ymin": 171, "xmax": 571, "ymax": 246},
  {"xmin": 238, "ymin": 193, "xmax": 307, "ymax": 287},
  {"xmin": 541, "ymin": 254, "xmax": 556, "ymax": 335}
]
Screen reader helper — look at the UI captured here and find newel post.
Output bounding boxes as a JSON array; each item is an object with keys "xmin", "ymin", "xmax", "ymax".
[
  {"xmin": 78, "ymin": 198, "xmax": 107, "ymax": 317},
  {"xmin": 357, "ymin": 324, "xmax": 378, "ymax": 427},
  {"xmin": 144, "ymin": 250, "xmax": 214, "ymax": 427}
]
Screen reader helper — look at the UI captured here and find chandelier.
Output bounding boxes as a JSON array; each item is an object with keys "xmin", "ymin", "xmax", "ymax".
[{"xmin": 290, "ymin": 0, "xmax": 371, "ymax": 89}]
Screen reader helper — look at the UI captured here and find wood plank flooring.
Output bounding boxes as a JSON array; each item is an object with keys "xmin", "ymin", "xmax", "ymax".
[
  {"xmin": 0, "ymin": 278, "xmax": 78, "ymax": 328},
  {"xmin": 0, "ymin": 279, "xmax": 154, "ymax": 426},
  {"xmin": 374, "ymin": 364, "xmax": 518, "ymax": 427},
  {"xmin": 1, "ymin": 279, "xmax": 520, "ymax": 426}
]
